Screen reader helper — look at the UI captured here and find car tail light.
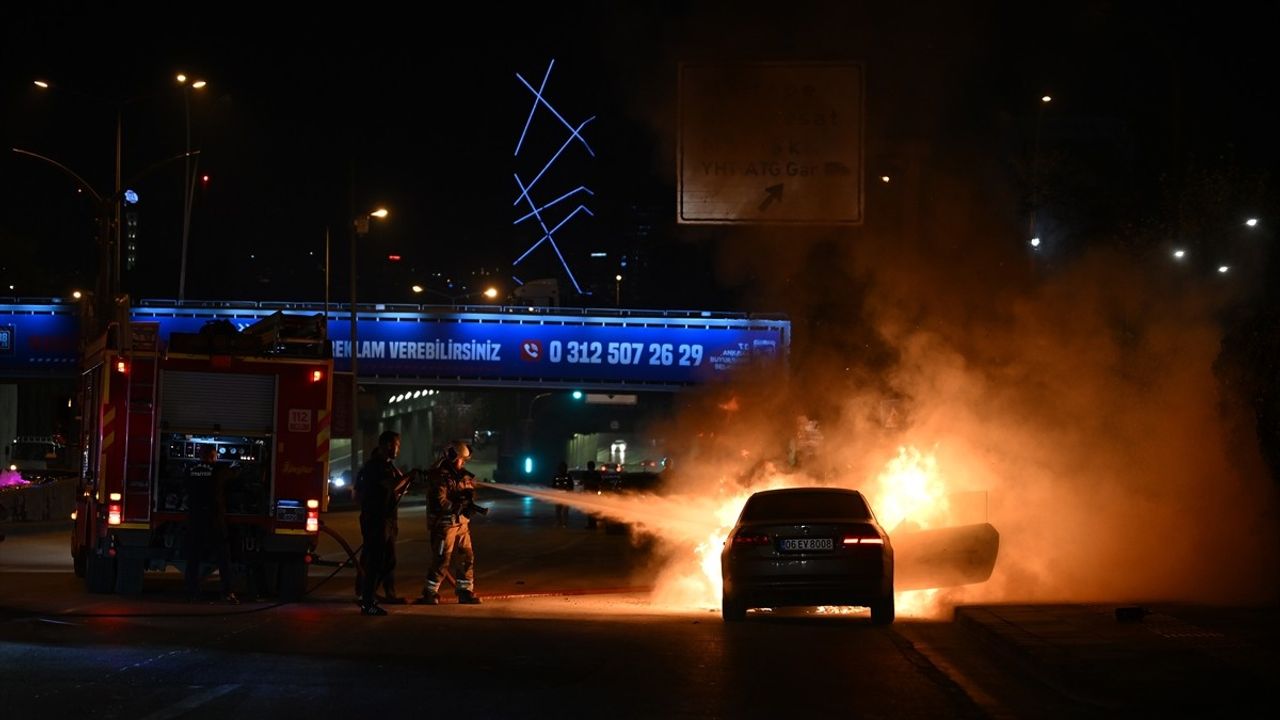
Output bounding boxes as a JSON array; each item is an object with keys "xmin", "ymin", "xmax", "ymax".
[
  {"xmin": 841, "ymin": 534, "xmax": 884, "ymax": 546},
  {"xmin": 733, "ymin": 531, "xmax": 770, "ymax": 546},
  {"xmin": 306, "ymin": 499, "xmax": 319, "ymax": 533}
]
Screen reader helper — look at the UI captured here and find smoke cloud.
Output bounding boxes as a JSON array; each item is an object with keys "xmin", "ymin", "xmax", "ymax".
[{"xmin": 584, "ymin": 1, "xmax": 1280, "ymax": 612}]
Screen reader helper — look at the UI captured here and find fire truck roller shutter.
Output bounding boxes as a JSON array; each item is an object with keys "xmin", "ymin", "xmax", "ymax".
[{"xmin": 160, "ymin": 371, "xmax": 276, "ymax": 433}]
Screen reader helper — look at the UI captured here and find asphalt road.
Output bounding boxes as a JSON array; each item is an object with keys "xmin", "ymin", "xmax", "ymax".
[{"xmin": 2, "ymin": 491, "xmax": 1276, "ymax": 719}]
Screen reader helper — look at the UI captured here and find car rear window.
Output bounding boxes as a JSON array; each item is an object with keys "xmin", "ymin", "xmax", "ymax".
[{"xmin": 740, "ymin": 491, "xmax": 872, "ymax": 522}]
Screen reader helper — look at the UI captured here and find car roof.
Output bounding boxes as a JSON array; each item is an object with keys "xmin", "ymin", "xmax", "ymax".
[
  {"xmin": 749, "ymin": 487, "xmax": 866, "ymax": 499},
  {"xmin": 739, "ymin": 487, "xmax": 876, "ymax": 523}
]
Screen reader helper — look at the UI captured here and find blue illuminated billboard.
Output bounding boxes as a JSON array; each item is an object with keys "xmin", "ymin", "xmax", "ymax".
[
  {"xmin": 0, "ymin": 304, "xmax": 80, "ymax": 377},
  {"xmin": 133, "ymin": 306, "xmax": 789, "ymax": 390},
  {"xmin": 1, "ymin": 301, "xmax": 790, "ymax": 390}
]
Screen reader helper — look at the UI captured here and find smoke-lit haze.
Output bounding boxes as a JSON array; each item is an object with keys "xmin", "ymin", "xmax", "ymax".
[{"xmin": 531, "ymin": 2, "xmax": 1280, "ymax": 616}]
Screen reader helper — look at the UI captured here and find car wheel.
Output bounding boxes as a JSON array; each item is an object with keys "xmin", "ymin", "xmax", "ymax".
[
  {"xmin": 722, "ymin": 592, "xmax": 747, "ymax": 623},
  {"xmin": 871, "ymin": 594, "xmax": 895, "ymax": 625}
]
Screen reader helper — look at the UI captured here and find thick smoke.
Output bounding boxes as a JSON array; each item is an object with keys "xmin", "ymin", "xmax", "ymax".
[{"xmin": 594, "ymin": 1, "xmax": 1280, "ymax": 609}]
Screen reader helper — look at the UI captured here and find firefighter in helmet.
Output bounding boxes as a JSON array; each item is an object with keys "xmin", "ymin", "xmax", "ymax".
[{"xmin": 415, "ymin": 441, "xmax": 482, "ymax": 605}]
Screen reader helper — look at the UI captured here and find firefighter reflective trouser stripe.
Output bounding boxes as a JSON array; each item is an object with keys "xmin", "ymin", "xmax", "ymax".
[{"xmin": 424, "ymin": 517, "xmax": 475, "ymax": 593}]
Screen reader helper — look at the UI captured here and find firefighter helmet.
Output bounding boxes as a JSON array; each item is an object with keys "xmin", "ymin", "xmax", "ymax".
[{"xmin": 447, "ymin": 441, "xmax": 471, "ymax": 462}]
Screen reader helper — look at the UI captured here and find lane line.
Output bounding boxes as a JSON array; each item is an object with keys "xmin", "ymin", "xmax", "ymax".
[{"xmin": 139, "ymin": 683, "xmax": 240, "ymax": 720}]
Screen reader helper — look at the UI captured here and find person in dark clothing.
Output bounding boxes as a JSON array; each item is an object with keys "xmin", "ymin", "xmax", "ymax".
[
  {"xmin": 551, "ymin": 461, "xmax": 573, "ymax": 527},
  {"xmin": 583, "ymin": 460, "xmax": 601, "ymax": 529},
  {"xmin": 415, "ymin": 441, "xmax": 482, "ymax": 605},
  {"xmin": 185, "ymin": 444, "xmax": 238, "ymax": 604},
  {"xmin": 356, "ymin": 430, "xmax": 411, "ymax": 616},
  {"xmin": 353, "ymin": 441, "xmax": 414, "ymax": 606}
]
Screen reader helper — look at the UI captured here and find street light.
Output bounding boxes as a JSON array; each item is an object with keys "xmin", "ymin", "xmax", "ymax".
[
  {"xmin": 1245, "ymin": 218, "xmax": 1259, "ymax": 228},
  {"xmin": 350, "ymin": 207, "xmax": 389, "ymax": 483},
  {"xmin": 176, "ymin": 72, "xmax": 208, "ymax": 304},
  {"xmin": 19, "ymin": 78, "xmax": 199, "ymax": 337},
  {"xmin": 614, "ymin": 274, "xmax": 622, "ymax": 306},
  {"xmin": 412, "ymin": 284, "xmax": 500, "ymax": 306}
]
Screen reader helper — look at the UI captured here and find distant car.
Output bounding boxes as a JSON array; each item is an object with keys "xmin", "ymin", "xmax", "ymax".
[
  {"xmin": 328, "ymin": 469, "xmax": 355, "ymax": 506},
  {"xmin": 720, "ymin": 487, "xmax": 895, "ymax": 624},
  {"xmin": 6, "ymin": 436, "xmax": 73, "ymax": 484}
]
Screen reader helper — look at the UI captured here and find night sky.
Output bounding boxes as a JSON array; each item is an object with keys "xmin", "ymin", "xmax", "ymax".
[{"xmin": 1, "ymin": 2, "xmax": 1276, "ymax": 313}]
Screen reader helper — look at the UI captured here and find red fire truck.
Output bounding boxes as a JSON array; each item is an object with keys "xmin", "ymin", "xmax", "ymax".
[{"xmin": 71, "ymin": 309, "xmax": 333, "ymax": 599}]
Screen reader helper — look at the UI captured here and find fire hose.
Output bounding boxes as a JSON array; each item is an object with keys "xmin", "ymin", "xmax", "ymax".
[{"xmin": 0, "ymin": 521, "xmax": 367, "ymax": 620}]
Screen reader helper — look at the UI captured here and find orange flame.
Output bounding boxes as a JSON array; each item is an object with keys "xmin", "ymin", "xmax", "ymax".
[{"xmin": 672, "ymin": 445, "xmax": 955, "ymax": 618}]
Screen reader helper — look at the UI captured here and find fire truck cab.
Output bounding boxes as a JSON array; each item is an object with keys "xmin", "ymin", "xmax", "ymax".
[{"xmin": 71, "ymin": 310, "xmax": 332, "ymax": 599}]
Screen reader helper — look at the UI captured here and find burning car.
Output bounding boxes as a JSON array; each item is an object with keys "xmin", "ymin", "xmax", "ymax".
[{"xmin": 720, "ymin": 487, "xmax": 895, "ymax": 624}]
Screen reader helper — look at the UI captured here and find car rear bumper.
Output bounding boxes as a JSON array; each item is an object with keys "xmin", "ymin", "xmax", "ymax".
[
  {"xmin": 723, "ymin": 554, "xmax": 893, "ymax": 608},
  {"xmin": 725, "ymin": 574, "xmax": 892, "ymax": 608}
]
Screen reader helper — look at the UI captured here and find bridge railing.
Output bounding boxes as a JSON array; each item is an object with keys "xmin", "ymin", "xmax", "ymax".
[{"xmin": 134, "ymin": 298, "xmax": 785, "ymax": 321}]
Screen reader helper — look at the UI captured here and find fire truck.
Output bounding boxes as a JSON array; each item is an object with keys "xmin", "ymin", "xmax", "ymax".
[{"xmin": 71, "ymin": 308, "xmax": 333, "ymax": 598}]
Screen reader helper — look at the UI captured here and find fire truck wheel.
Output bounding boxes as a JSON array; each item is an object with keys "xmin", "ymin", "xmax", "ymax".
[
  {"xmin": 86, "ymin": 552, "xmax": 117, "ymax": 594},
  {"xmin": 115, "ymin": 557, "xmax": 144, "ymax": 595},
  {"xmin": 277, "ymin": 559, "xmax": 309, "ymax": 602}
]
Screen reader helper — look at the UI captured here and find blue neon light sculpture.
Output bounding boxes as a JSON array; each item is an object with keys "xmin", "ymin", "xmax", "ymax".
[{"xmin": 512, "ymin": 59, "xmax": 595, "ymax": 295}]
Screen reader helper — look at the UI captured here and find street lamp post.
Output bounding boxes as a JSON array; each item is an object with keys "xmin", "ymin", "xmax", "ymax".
[
  {"xmin": 349, "ymin": 208, "xmax": 389, "ymax": 483},
  {"xmin": 176, "ymin": 74, "xmax": 207, "ymax": 304},
  {"xmin": 18, "ymin": 81, "xmax": 199, "ymax": 338},
  {"xmin": 22, "ymin": 78, "xmax": 202, "ymax": 327},
  {"xmin": 1028, "ymin": 94, "xmax": 1052, "ymax": 242}
]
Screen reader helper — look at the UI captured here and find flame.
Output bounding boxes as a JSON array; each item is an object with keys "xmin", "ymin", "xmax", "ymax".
[
  {"xmin": 672, "ymin": 444, "xmax": 955, "ymax": 619},
  {"xmin": 869, "ymin": 445, "xmax": 950, "ymax": 533}
]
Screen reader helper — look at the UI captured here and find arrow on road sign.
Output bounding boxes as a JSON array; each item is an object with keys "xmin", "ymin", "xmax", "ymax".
[{"xmin": 758, "ymin": 183, "xmax": 784, "ymax": 212}]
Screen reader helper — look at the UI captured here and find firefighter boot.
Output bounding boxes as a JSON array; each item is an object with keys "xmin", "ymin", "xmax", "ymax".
[
  {"xmin": 457, "ymin": 589, "xmax": 482, "ymax": 605},
  {"xmin": 413, "ymin": 591, "xmax": 439, "ymax": 606}
]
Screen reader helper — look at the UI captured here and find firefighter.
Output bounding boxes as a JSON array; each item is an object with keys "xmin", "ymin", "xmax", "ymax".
[
  {"xmin": 415, "ymin": 441, "xmax": 482, "ymax": 605},
  {"xmin": 185, "ymin": 444, "xmax": 238, "ymax": 604},
  {"xmin": 353, "ymin": 437, "xmax": 415, "ymax": 606},
  {"xmin": 357, "ymin": 430, "xmax": 410, "ymax": 616}
]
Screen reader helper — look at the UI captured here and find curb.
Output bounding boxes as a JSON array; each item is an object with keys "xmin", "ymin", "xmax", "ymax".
[{"xmin": 953, "ymin": 606, "xmax": 1121, "ymax": 712}]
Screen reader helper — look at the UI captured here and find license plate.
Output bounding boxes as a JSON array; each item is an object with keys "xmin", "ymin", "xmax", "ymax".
[
  {"xmin": 779, "ymin": 537, "xmax": 833, "ymax": 552},
  {"xmin": 276, "ymin": 506, "xmax": 304, "ymax": 523}
]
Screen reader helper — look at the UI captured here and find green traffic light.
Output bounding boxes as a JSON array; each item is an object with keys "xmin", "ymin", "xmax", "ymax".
[{"xmin": 572, "ymin": 390, "xmax": 583, "ymax": 400}]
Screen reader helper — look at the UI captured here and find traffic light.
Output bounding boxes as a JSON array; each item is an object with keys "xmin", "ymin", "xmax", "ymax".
[{"xmin": 571, "ymin": 390, "xmax": 583, "ymax": 400}]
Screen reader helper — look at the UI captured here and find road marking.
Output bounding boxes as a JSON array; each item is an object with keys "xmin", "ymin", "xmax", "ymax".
[{"xmin": 139, "ymin": 684, "xmax": 239, "ymax": 720}]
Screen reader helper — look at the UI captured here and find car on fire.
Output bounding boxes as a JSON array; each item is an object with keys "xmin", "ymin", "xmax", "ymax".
[{"xmin": 720, "ymin": 487, "xmax": 895, "ymax": 624}]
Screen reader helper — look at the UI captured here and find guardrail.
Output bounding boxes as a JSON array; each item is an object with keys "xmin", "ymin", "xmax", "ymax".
[{"xmin": 0, "ymin": 476, "xmax": 77, "ymax": 524}]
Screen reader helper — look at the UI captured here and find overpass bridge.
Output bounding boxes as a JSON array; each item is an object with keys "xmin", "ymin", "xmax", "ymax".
[{"xmin": 0, "ymin": 298, "xmax": 790, "ymax": 392}]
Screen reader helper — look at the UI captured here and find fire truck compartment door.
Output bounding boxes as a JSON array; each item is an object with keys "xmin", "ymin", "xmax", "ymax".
[{"xmin": 160, "ymin": 370, "xmax": 277, "ymax": 433}]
